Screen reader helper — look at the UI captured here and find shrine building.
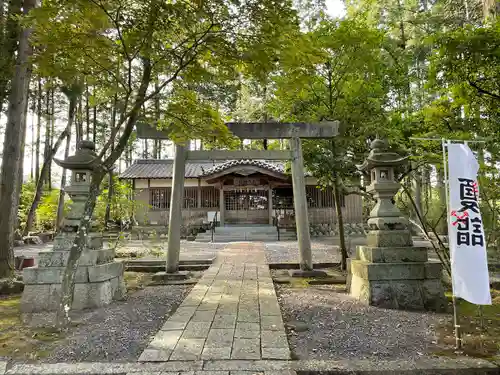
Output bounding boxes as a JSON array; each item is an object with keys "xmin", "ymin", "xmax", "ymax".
[{"xmin": 120, "ymin": 158, "xmax": 363, "ymax": 226}]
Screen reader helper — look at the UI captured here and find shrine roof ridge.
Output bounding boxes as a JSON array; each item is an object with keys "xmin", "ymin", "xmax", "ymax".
[{"xmin": 119, "ymin": 158, "xmax": 310, "ymax": 179}]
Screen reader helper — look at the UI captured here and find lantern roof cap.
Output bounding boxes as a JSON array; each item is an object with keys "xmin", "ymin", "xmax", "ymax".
[
  {"xmin": 54, "ymin": 140, "xmax": 101, "ymax": 171},
  {"xmin": 357, "ymin": 137, "xmax": 408, "ymax": 172}
]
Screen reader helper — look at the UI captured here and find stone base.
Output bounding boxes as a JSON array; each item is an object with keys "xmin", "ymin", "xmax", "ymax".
[
  {"xmin": 356, "ymin": 246, "xmax": 428, "ymax": 263},
  {"xmin": 152, "ymin": 271, "xmax": 190, "ymax": 282},
  {"xmin": 38, "ymin": 248, "xmax": 115, "ymax": 267},
  {"xmin": 23, "ymin": 262, "xmax": 124, "ymax": 284},
  {"xmin": 21, "ymin": 260, "xmax": 126, "ymax": 314},
  {"xmin": 21, "ymin": 274, "xmax": 126, "ymax": 314},
  {"xmin": 366, "ymin": 229, "xmax": 413, "ymax": 247},
  {"xmin": 349, "ymin": 259, "xmax": 446, "ymax": 312},
  {"xmin": 288, "ymin": 269, "xmax": 329, "ymax": 278},
  {"xmin": 53, "ymin": 231, "xmax": 103, "ymax": 251}
]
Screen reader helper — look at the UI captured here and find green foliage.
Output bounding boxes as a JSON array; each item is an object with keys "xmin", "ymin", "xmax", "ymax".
[
  {"xmin": 18, "ymin": 181, "xmax": 36, "ymax": 232},
  {"xmin": 18, "ymin": 181, "xmax": 69, "ymax": 233},
  {"xmin": 94, "ymin": 176, "xmax": 144, "ymax": 231},
  {"xmin": 266, "ymin": 18, "xmax": 388, "ymax": 187},
  {"xmin": 36, "ymin": 190, "xmax": 66, "ymax": 231}
]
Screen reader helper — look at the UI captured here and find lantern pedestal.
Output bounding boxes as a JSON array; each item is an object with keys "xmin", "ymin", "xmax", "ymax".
[
  {"xmin": 349, "ymin": 139, "xmax": 446, "ymax": 312},
  {"xmin": 349, "ymin": 245, "xmax": 446, "ymax": 311},
  {"xmin": 20, "ymin": 142, "xmax": 126, "ymax": 325},
  {"xmin": 366, "ymin": 229, "xmax": 413, "ymax": 248}
]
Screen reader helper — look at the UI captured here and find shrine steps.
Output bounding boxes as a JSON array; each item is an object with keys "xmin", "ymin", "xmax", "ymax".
[{"xmin": 194, "ymin": 225, "xmax": 297, "ymax": 243}]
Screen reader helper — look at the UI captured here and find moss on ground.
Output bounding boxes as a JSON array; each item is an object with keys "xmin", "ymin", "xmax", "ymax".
[
  {"xmin": 147, "ymin": 246, "xmax": 165, "ymax": 257},
  {"xmin": 434, "ymin": 288, "xmax": 500, "ymax": 360},
  {"xmin": 0, "ymin": 295, "xmax": 64, "ymax": 360},
  {"xmin": 123, "ymin": 272, "xmax": 154, "ymax": 292}
]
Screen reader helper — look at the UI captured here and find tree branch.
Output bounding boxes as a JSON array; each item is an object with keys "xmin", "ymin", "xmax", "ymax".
[
  {"xmin": 467, "ymin": 79, "xmax": 500, "ymax": 101},
  {"xmin": 104, "ymin": 57, "xmax": 152, "ymax": 169}
]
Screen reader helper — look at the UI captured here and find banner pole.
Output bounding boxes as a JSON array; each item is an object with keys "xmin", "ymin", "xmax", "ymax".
[{"xmin": 442, "ymin": 139, "xmax": 462, "ymax": 350}]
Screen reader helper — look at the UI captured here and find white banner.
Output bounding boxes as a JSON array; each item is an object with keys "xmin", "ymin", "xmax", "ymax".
[{"xmin": 448, "ymin": 143, "xmax": 491, "ymax": 305}]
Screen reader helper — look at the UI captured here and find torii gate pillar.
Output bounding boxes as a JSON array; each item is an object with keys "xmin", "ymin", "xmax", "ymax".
[
  {"xmin": 166, "ymin": 143, "xmax": 187, "ymax": 274},
  {"xmin": 290, "ymin": 136, "xmax": 312, "ymax": 270}
]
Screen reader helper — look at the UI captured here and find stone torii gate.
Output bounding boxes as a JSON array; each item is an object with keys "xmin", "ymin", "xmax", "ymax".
[{"xmin": 136, "ymin": 121, "xmax": 338, "ymax": 277}]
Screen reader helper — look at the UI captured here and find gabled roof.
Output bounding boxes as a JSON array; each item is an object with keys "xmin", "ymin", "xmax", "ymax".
[
  {"xmin": 119, "ymin": 158, "xmax": 315, "ymax": 180},
  {"xmin": 202, "ymin": 160, "xmax": 285, "ymax": 177},
  {"xmin": 119, "ymin": 159, "xmax": 291, "ymax": 179}
]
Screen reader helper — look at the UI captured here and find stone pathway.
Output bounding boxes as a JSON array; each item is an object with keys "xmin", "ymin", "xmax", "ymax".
[
  {"xmin": 139, "ymin": 243, "xmax": 290, "ymax": 362},
  {"xmin": 3, "ymin": 357, "xmax": 499, "ymax": 375}
]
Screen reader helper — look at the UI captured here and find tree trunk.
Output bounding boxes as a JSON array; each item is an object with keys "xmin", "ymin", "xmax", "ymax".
[
  {"xmin": 23, "ymin": 95, "xmax": 76, "ymax": 236},
  {"xmin": 56, "ymin": 169, "xmax": 106, "ymax": 328},
  {"xmin": 92, "ymin": 103, "xmax": 97, "ymax": 144},
  {"xmin": 42, "ymin": 86, "xmax": 51, "ymax": 186},
  {"xmin": 153, "ymin": 80, "xmax": 159, "ymax": 158},
  {"xmin": 436, "ymin": 165, "xmax": 448, "ymax": 235},
  {"xmin": 56, "ymin": 56, "xmax": 153, "ymax": 328},
  {"xmin": 412, "ymin": 162, "xmax": 422, "ymax": 219},
  {"xmin": 48, "ymin": 87, "xmax": 55, "ymax": 189},
  {"xmin": 0, "ymin": 0, "xmax": 4, "ymax": 47},
  {"xmin": 85, "ymin": 82, "xmax": 90, "ymax": 139},
  {"xmin": 30, "ymin": 84, "xmax": 36, "ymax": 179},
  {"xmin": 56, "ymin": 129, "xmax": 71, "ymax": 231},
  {"xmin": 75, "ymin": 93, "xmax": 84, "ymax": 143},
  {"xmin": 0, "ymin": 0, "xmax": 21, "ymax": 113},
  {"xmin": 0, "ymin": 0, "xmax": 37, "ymax": 279},
  {"xmin": 333, "ymin": 173, "xmax": 348, "ymax": 270},
  {"xmin": 35, "ymin": 78, "xmax": 42, "ymax": 181},
  {"xmin": 423, "ymin": 164, "xmax": 431, "ymax": 215},
  {"xmin": 153, "ymin": 140, "xmax": 158, "ymax": 158},
  {"xmin": 104, "ymin": 171, "xmax": 113, "ymax": 226}
]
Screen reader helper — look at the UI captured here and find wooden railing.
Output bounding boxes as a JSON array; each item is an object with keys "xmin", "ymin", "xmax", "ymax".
[
  {"xmin": 211, "ymin": 211, "xmax": 218, "ymax": 243},
  {"xmin": 273, "ymin": 211, "xmax": 296, "ymax": 241}
]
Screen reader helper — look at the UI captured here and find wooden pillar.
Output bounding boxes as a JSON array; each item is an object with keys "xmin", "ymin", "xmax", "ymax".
[
  {"xmin": 290, "ymin": 136, "xmax": 312, "ymax": 271},
  {"xmin": 166, "ymin": 143, "xmax": 186, "ymax": 273},
  {"xmin": 268, "ymin": 185, "xmax": 273, "ymax": 225},
  {"xmin": 219, "ymin": 184, "xmax": 225, "ymax": 226},
  {"xmin": 197, "ymin": 179, "xmax": 202, "ymax": 209}
]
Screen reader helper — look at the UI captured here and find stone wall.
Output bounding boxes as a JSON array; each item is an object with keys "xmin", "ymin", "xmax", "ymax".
[{"xmin": 309, "ymin": 223, "xmax": 368, "ymax": 237}]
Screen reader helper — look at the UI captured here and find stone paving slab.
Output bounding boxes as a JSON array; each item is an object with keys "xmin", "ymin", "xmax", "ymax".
[
  {"xmin": 138, "ymin": 243, "xmax": 291, "ymax": 362},
  {"xmin": 2, "ymin": 359, "xmax": 498, "ymax": 375},
  {"xmin": 231, "ymin": 338, "xmax": 261, "ymax": 360}
]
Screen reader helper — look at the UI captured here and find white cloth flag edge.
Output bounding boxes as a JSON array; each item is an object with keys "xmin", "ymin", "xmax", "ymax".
[{"xmin": 447, "ymin": 143, "xmax": 491, "ymax": 305}]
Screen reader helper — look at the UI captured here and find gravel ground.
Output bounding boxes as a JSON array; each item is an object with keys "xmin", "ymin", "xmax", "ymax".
[
  {"xmin": 265, "ymin": 240, "xmax": 342, "ymax": 264},
  {"xmin": 116, "ymin": 240, "xmax": 226, "ymax": 255},
  {"xmin": 41, "ymin": 284, "xmax": 193, "ymax": 363},
  {"xmin": 275, "ymin": 283, "xmax": 449, "ymax": 360}
]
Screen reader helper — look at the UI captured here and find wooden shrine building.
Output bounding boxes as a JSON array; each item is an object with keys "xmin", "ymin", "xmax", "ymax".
[{"xmin": 120, "ymin": 158, "xmax": 363, "ymax": 226}]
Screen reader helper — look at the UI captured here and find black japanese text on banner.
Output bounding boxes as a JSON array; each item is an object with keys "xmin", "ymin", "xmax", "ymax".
[{"xmin": 447, "ymin": 143, "xmax": 491, "ymax": 305}]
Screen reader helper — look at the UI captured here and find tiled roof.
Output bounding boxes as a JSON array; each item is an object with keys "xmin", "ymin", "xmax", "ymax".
[
  {"xmin": 119, "ymin": 159, "xmax": 316, "ymax": 179},
  {"xmin": 119, "ymin": 159, "xmax": 224, "ymax": 179},
  {"xmin": 202, "ymin": 160, "xmax": 285, "ymax": 176}
]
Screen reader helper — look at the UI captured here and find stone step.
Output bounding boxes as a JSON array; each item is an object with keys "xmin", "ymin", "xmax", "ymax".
[
  {"xmin": 126, "ymin": 263, "xmax": 210, "ymax": 272},
  {"xmin": 196, "ymin": 235, "xmax": 290, "ymax": 239},
  {"xmin": 195, "ymin": 236, "xmax": 296, "ymax": 242},
  {"xmin": 123, "ymin": 258, "xmax": 215, "ymax": 272}
]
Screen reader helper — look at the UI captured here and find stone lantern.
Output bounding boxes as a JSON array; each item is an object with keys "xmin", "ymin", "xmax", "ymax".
[
  {"xmin": 358, "ymin": 138, "xmax": 412, "ymax": 247},
  {"xmin": 21, "ymin": 141, "xmax": 126, "ymax": 325},
  {"xmin": 55, "ymin": 140, "xmax": 100, "ymax": 232},
  {"xmin": 348, "ymin": 138, "xmax": 446, "ymax": 311}
]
